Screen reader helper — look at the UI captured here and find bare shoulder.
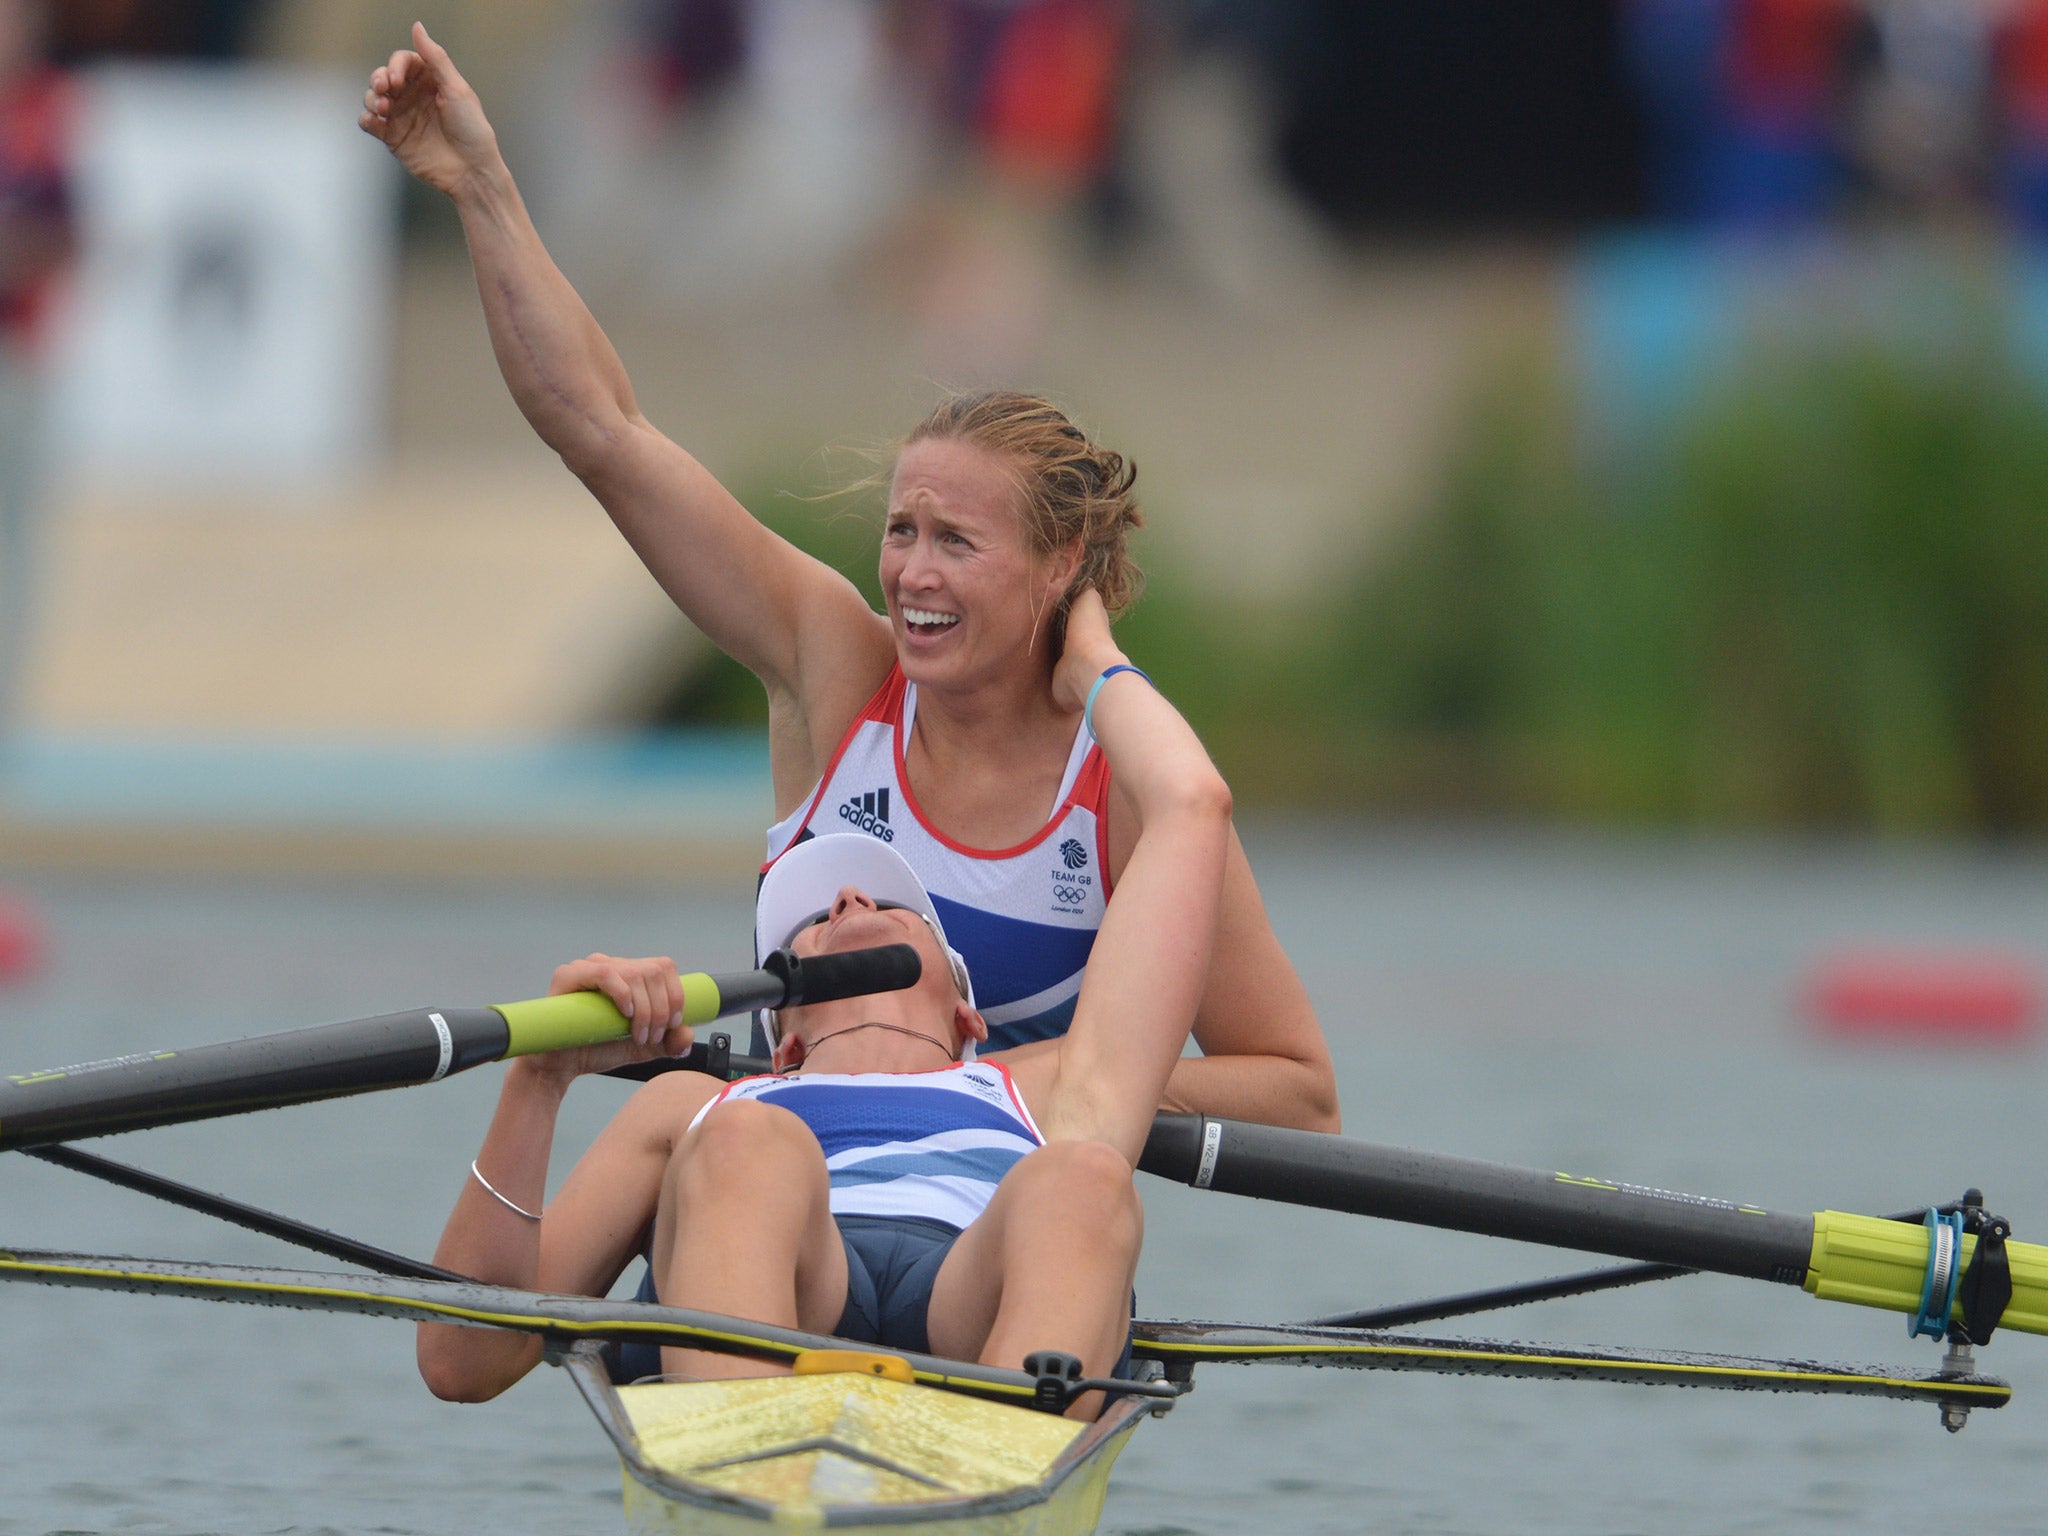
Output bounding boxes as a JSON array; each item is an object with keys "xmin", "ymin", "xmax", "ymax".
[
  {"xmin": 792, "ymin": 598, "xmax": 895, "ymax": 747},
  {"xmin": 771, "ymin": 603, "xmax": 896, "ymax": 798}
]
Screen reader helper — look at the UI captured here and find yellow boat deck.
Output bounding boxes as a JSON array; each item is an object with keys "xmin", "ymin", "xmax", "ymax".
[{"xmin": 565, "ymin": 1348, "xmax": 1159, "ymax": 1535}]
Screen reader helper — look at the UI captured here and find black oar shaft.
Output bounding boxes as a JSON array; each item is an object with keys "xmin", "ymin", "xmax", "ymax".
[
  {"xmin": 0, "ymin": 1009, "xmax": 510, "ymax": 1152},
  {"xmin": 0, "ymin": 945, "xmax": 922, "ymax": 1153},
  {"xmin": 1140, "ymin": 1114, "xmax": 1816, "ymax": 1286}
]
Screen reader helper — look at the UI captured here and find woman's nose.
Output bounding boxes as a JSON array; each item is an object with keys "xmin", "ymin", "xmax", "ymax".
[
  {"xmin": 899, "ymin": 537, "xmax": 941, "ymax": 588},
  {"xmin": 830, "ymin": 886, "xmax": 877, "ymax": 917}
]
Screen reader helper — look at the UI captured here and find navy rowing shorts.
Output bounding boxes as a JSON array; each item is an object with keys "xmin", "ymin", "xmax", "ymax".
[
  {"xmin": 601, "ymin": 1218, "xmax": 1133, "ymax": 1383},
  {"xmin": 833, "ymin": 1214, "xmax": 961, "ymax": 1354},
  {"xmin": 603, "ymin": 1215, "xmax": 960, "ymax": 1382}
]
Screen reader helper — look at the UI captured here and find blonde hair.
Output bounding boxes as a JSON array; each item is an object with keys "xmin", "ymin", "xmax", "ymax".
[{"xmin": 903, "ymin": 391, "xmax": 1145, "ymax": 619}]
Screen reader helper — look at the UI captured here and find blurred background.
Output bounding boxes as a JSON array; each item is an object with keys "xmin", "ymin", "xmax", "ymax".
[
  {"xmin": 7, "ymin": 6, "xmax": 2048, "ymax": 1533},
  {"xmin": 6, "ymin": 0, "xmax": 2048, "ymax": 870}
]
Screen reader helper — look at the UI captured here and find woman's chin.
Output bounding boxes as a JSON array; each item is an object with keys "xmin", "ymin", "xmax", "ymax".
[
  {"xmin": 903, "ymin": 649, "xmax": 1008, "ymax": 701},
  {"xmin": 896, "ymin": 628, "xmax": 964, "ymax": 679},
  {"xmin": 897, "ymin": 649, "xmax": 953, "ymax": 690}
]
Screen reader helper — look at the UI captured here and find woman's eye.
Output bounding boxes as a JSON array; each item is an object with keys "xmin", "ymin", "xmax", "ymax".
[{"xmin": 885, "ymin": 520, "xmax": 913, "ymax": 540}]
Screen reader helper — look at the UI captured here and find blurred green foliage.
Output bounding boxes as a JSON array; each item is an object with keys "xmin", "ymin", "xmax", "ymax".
[
  {"xmin": 658, "ymin": 349, "xmax": 2048, "ymax": 833},
  {"xmin": 1323, "ymin": 344, "xmax": 2048, "ymax": 832}
]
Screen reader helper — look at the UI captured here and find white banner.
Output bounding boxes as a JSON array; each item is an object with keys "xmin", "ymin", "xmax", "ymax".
[{"xmin": 51, "ymin": 65, "xmax": 397, "ymax": 492}]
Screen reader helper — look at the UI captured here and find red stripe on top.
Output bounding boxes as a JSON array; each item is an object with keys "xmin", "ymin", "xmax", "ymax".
[
  {"xmin": 984, "ymin": 1059, "xmax": 1047, "ymax": 1144},
  {"xmin": 1076, "ymin": 746, "xmax": 1116, "ymax": 899},
  {"xmin": 888, "ymin": 670, "xmax": 1111, "ymax": 861}
]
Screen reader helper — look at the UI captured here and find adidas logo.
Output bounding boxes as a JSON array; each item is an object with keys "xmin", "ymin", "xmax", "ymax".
[{"xmin": 837, "ymin": 787, "xmax": 895, "ymax": 843}]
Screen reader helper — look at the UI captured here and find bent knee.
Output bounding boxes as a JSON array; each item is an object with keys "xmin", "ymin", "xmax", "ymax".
[
  {"xmin": 673, "ymin": 1098, "xmax": 818, "ymax": 1180},
  {"xmin": 1012, "ymin": 1140, "xmax": 1140, "ymax": 1223},
  {"xmin": 1028, "ymin": 1137, "xmax": 1135, "ymax": 1185}
]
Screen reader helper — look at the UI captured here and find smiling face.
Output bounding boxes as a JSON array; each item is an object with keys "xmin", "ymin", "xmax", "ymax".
[{"xmin": 880, "ymin": 437, "xmax": 1077, "ymax": 692}]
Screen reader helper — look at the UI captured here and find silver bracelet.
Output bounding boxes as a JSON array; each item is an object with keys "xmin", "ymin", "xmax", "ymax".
[{"xmin": 469, "ymin": 1159, "xmax": 542, "ymax": 1221}]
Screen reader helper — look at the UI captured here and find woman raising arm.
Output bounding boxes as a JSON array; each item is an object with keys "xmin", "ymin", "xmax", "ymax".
[{"xmin": 361, "ymin": 26, "xmax": 1337, "ymax": 1131}]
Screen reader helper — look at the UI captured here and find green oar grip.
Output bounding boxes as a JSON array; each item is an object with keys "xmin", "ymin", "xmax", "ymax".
[
  {"xmin": 1805, "ymin": 1211, "xmax": 2048, "ymax": 1337},
  {"xmin": 492, "ymin": 973, "xmax": 726, "ymax": 1057}
]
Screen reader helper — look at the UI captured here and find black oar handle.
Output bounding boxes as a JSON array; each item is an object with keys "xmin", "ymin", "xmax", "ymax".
[
  {"xmin": 602, "ymin": 944, "xmax": 924, "ymax": 1084},
  {"xmin": 767, "ymin": 942, "xmax": 924, "ymax": 1008}
]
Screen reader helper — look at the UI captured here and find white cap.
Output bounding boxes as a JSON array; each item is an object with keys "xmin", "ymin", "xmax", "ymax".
[{"xmin": 754, "ymin": 834, "xmax": 975, "ymax": 1049}]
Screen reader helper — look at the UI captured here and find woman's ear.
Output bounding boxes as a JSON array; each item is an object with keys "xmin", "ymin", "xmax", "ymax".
[
  {"xmin": 772, "ymin": 1031, "xmax": 806, "ymax": 1072},
  {"xmin": 1044, "ymin": 537, "xmax": 1083, "ymax": 602},
  {"xmin": 956, "ymin": 1000, "xmax": 988, "ymax": 1046}
]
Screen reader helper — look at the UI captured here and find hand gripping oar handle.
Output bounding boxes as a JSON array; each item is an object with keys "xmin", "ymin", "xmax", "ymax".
[
  {"xmin": 490, "ymin": 942, "xmax": 922, "ymax": 1054},
  {"xmin": 1140, "ymin": 1114, "xmax": 2048, "ymax": 1340},
  {"xmin": 0, "ymin": 944, "xmax": 920, "ymax": 1151}
]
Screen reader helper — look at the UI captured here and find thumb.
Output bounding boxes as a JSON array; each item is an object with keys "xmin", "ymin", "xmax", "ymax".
[{"xmin": 412, "ymin": 21, "xmax": 468, "ymax": 90}]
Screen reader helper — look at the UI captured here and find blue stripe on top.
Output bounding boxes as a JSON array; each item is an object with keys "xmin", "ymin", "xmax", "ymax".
[
  {"xmin": 983, "ymin": 991, "xmax": 1078, "ymax": 1051},
  {"xmin": 743, "ymin": 1080, "xmax": 1032, "ymax": 1160},
  {"xmin": 929, "ymin": 895, "xmax": 1098, "ymax": 1010},
  {"xmin": 825, "ymin": 1144, "xmax": 1030, "ymax": 1189},
  {"xmin": 708, "ymin": 1064, "xmax": 1044, "ymax": 1230}
]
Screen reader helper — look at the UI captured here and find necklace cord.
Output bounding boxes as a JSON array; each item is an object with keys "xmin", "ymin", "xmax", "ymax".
[{"xmin": 803, "ymin": 1020, "xmax": 956, "ymax": 1063}]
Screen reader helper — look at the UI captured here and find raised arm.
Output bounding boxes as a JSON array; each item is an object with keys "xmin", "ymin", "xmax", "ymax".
[
  {"xmin": 1030, "ymin": 594, "xmax": 1233, "ymax": 1162},
  {"xmin": 360, "ymin": 27, "xmax": 890, "ymax": 776}
]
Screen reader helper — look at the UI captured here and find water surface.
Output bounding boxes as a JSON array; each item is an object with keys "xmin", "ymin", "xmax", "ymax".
[{"xmin": 3, "ymin": 828, "xmax": 2043, "ymax": 1534}]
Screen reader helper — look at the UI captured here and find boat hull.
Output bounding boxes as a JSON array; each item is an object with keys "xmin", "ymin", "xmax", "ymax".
[{"xmin": 565, "ymin": 1346, "xmax": 1155, "ymax": 1534}]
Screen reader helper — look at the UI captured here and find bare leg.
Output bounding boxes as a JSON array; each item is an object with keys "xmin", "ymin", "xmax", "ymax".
[
  {"xmin": 925, "ymin": 1140, "xmax": 1141, "ymax": 1416},
  {"xmin": 649, "ymin": 1099, "xmax": 849, "ymax": 1380}
]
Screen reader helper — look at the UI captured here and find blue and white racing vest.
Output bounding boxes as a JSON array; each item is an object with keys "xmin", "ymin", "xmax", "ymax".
[
  {"xmin": 764, "ymin": 667, "xmax": 1112, "ymax": 1051},
  {"xmin": 690, "ymin": 1061, "xmax": 1045, "ymax": 1231}
]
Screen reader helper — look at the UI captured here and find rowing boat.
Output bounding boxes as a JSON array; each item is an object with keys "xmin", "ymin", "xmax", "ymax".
[
  {"xmin": 4, "ymin": 946, "xmax": 2044, "ymax": 1533},
  {"xmin": 575, "ymin": 1348, "xmax": 1158, "ymax": 1535}
]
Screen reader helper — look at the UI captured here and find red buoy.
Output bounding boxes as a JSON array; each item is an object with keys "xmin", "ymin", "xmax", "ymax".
[
  {"xmin": 0, "ymin": 893, "xmax": 47, "ymax": 986},
  {"xmin": 1805, "ymin": 949, "xmax": 2042, "ymax": 1041}
]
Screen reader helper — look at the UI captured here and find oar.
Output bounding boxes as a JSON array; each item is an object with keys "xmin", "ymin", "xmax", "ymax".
[
  {"xmin": 0, "ymin": 944, "xmax": 918, "ymax": 1151},
  {"xmin": 1138, "ymin": 1114, "xmax": 2047, "ymax": 1343}
]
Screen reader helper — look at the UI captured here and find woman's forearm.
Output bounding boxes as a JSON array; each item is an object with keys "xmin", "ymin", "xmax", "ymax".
[
  {"xmin": 416, "ymin": 1059, "xmax": 568, "ymax": 1400},
  {"xmin": 1162, "ymin": 1048, "xmax": 1341, "ymax": 1132},
  {"xmin": 448, "ymin": 162, "xmax": 643, "ymax": 478},
  {"xmin": 1048, "ymin": 651, "xmax": 1235, "ymax": 1154},
  {"xmin": 431, "ymin": 1058, "xmax": 566, "ymax": 1281}
]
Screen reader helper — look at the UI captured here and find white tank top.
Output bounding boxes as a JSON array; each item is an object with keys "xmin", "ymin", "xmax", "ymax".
[
  {"xmin": 689, "ymin": 1061, "xmax": 1045, "ymax": 1231},
  {"xmin": 764, "ymin": 667, "xmax": 1111, "ymax": 1051}
]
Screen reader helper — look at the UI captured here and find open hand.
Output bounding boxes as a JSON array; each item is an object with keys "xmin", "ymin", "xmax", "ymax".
[
  {"xmin": 359, "ymin": 23, "xmax": 500, "ymax": 195},
  {"xmin": 1052, "ymin": 588, "xmax": 1129, "ymax": 716}
]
